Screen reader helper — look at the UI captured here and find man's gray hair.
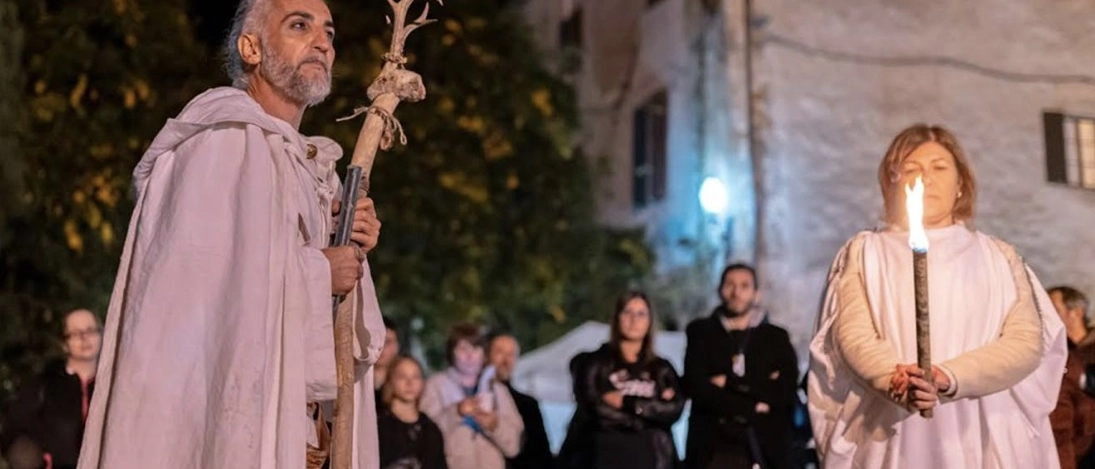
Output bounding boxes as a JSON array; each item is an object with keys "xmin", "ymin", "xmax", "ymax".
[{"xmin": 224, "ymin": 0, "xmax": 270, "ymax": 89}]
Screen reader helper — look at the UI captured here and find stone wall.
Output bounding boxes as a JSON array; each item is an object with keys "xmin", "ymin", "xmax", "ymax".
[{"xmin": 754, "ymin": 0, "xmax": 1095, "ymax": 358}]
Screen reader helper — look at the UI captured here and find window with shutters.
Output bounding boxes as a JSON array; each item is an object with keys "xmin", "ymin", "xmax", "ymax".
[
  {"xmin": 1044, "ymin": 111, "xmax": 1095, "ymax": 189},
  {"xmin": 633, "ymin": 91, "xmax": 668, "ymax": 210}
]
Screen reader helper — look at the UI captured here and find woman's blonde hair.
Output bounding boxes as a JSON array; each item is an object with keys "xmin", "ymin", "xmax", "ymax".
[
  {"xmin": 380, "ymin": 355, "xmax": 425, "ymax": 407},
  {"xmin": 878, "ymin": 124, "xmax": 977, "ymax": 225}
]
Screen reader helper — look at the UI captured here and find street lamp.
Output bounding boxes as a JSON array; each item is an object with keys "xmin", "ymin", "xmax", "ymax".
[
  {"xmin": 698, "ymin": 176, "xmax": 732, "ymax": 264},
  {"xmin": 699, "ymin": 176, "xmax": 729, "ymax": 215}
]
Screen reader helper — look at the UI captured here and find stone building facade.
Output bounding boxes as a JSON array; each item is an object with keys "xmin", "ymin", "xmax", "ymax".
[{"xmin": 521, "ymin": 0, "xmax": 1095, "ymax": 357}]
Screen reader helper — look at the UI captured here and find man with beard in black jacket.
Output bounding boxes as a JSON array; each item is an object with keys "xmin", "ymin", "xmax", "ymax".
[
  {"xmin": 489, "ymin": 333, "xmax": 554, "ymax": 469},
  {"xmin": 683, "ymin": 264, "xmax": 798, "ymax": 469}
]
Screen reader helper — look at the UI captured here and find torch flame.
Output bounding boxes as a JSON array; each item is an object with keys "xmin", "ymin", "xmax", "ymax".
[{"xmin": 905, "ymin": 176, "xmax": 929, "ymax": 252}]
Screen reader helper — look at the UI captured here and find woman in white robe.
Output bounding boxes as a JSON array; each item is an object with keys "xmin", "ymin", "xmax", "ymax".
[{"xmin": 807, "ymin": 124, "xmax": 1067, "ymax": 469}]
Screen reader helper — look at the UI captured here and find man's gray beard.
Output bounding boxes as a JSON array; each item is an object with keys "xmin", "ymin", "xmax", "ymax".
[{"xmin": 262, "ymin": 47, "xmax": 331, "ymax": 107}]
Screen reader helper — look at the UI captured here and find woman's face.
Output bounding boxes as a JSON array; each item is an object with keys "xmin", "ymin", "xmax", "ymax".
[
  {"xmin": 617, "ymin": 298, "xmax": 651, "ymax": 343},
  {"xmin": 389, "ymin": 359, "xmax": 424, "ymax": 403},
  {"xmin": 898, "ymin": 141, "xmax": 961, "ymax": 229},
  {"xmin": 452, "ymin": 340, "xmax": 484, "ymax": 376},
  {"xmin": 63, "ymin": 310, "xmax": 101, "ymax": 362}
]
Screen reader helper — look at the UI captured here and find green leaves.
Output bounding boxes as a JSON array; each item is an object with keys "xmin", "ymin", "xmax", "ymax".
[
  {"xmin": 0, "ymin": 0, "xmax": 220, "ymax": 404},
  {"xmin": 0, "ymin": 0, "xmax": 653, "ymax": 402},
  {"xmin": 306, "ymin": 0, "xmax": 652, "ymax": 366}
]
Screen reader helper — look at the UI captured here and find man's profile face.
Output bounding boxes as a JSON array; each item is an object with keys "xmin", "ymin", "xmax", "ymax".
[
  {"xmin": 258, "ymin": 0, "xmax": 336, "ymax": 106},
  {"xmin": 378, "ymin": 328, "xmax": 400, "ymax": 368},
  {"xmin": 488, "ymin": 336, "xmax": 519, "ymax": 382}
]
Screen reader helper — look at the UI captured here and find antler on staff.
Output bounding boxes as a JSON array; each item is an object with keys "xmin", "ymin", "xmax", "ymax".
[
  {"xmin": 337, "ymin": 0, "xmax": 434, "ymax": 171},
  {"xmin": 385, "ymin": 0, "xmax": 437, "ymax": 64}
]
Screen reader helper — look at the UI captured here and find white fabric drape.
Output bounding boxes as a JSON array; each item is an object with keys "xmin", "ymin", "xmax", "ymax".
[
  {"xmin": 808, "ymin": 225, "xmax": 1066, "ymax": 469},
  {"xmin": 78, "ymin": 88, "xmax": 384, "ymax": 469}
]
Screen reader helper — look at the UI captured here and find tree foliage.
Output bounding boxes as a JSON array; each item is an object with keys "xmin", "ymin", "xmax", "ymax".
[
  {"xmin": 0, "ymin": 0, "xmax": 221, "ymax": 401},
  {"xmin": 307, "ymin": 0, "xmax": 652, "ymax": 367},
  {"xmin": 0, "ymin": 0, "xmax": 652, "ymax": 407},
  {"xmin": 0, "ymin": 0, "xmax": 29, "ymax": 423}
]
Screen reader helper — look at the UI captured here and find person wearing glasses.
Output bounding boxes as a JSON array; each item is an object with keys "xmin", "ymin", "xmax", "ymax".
[
  {"xmin": 580, "ymin": 291, "xmax": 685, "ymax": 469},
  {"xmin": 1, "ymin": 309, "xmax": 102, "ymax": 469}
]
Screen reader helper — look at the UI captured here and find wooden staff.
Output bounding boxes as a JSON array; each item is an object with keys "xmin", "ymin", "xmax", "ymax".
[
  {"xmin": 330, "ymin": 1, "xmax": 436, "ymax": 468},
  {"xmin": 912, "ymin": 248, "xmax": 932, "ymax": 418}
]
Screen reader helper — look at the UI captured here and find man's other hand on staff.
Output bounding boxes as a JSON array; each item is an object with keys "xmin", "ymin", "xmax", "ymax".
[
  {"xmin": 332, "ymin": 197, "xmax": 382, "ymax": 253},
  {"xmin": 324, "ymin": 245, "xmax": 365, "ymax": 296}
]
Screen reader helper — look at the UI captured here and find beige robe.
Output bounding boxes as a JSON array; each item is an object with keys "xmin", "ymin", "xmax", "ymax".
[
  {"xmin": 808, "ymin": 224, "xmax": 1066, "ymax": 469},
  {"xmin": 77, "ymin": 87, "xmax": 385, "ymax": 469},
  {"xmin": 420, "ymin": 368, "xmax": 524, "ymax": 469}
]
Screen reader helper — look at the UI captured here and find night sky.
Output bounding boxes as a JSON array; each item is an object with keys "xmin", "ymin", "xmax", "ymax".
[{"xmin": 187, "ymin": 0, "xmax": 240, "ymax": 50}]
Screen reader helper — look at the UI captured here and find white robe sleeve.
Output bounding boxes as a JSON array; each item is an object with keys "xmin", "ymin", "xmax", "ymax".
[
  {"xmin": 326, "ymin": 173, "xmax": 386, "ymax": 368},
  {"xmin": 939, "ymin": 241, "xmax": 1044, "ymax": 399},
  {"xmin": 832, "ymin": 237, "xmax": 901, "ymax": 396}
]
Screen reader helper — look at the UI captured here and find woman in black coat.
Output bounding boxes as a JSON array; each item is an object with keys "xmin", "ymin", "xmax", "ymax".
[
  {"xmin": 579, "ymin": 291, "xmax": 685, "ymax": 469},
  {"xmin": 1, "ymin": 309, "xmax": 101, "ymax": 469}
]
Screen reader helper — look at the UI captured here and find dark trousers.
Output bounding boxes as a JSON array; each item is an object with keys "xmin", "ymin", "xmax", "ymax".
[{"xmin": 705, "ymin": 447, "xmax": 758, "ymax": 469}]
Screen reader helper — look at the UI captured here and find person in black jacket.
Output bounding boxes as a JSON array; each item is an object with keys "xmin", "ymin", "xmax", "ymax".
[
  {"xmin": 377, "ymin": 355, "xmax": 448, "ymax": 469},
  {"xmin": 556, "ymin": 344, "xmax": 608, "ymax": 469},
  {"xmin": 488, "ymin": 333, "xmax": 554, "ymax": 469},
  {"xmin": 581, "ymin": 291, "xmax": 685, "ymax": 469},
  {"xmin": 683, "ymin": 263, "xmax": 798, "ymax": 469},
  {"xmin": 1, "ymin": 309, "xmax": 101, "ymax": 469}
]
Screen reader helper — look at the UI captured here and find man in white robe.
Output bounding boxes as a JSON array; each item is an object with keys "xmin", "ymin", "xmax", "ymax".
[{"xmin": 76, "ymin": 0, "xmax": 386, "ymax": 468}]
